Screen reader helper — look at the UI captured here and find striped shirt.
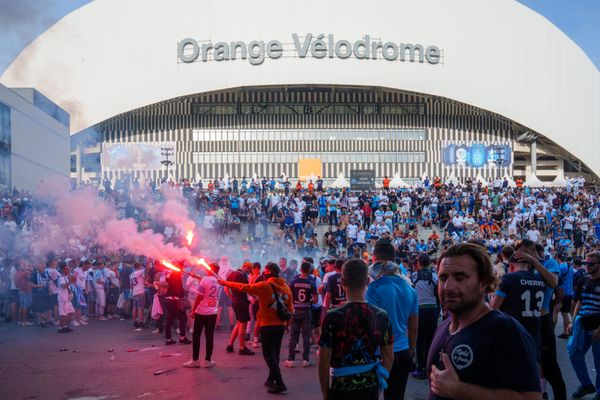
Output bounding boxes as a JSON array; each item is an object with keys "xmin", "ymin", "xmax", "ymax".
[{"xmin": 575, "ymin": 276, "xmax": 600, "ymax": 330}]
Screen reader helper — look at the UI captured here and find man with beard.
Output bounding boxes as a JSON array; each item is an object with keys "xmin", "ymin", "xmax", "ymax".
[{"xmin": 427, "ymin": 244, "xmax": 541, "ymax": 400}]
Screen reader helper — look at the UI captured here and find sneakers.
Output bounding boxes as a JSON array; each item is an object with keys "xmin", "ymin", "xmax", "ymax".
[
  {"xmin": 179, "ymin": 337, "xmax": 192, "ymax": 345},
  {"xmin": 133, "ymin": 321, "xmax": 139, "ymax": 328},
  {"xmin": 284, "ymin": 360, "xmax": 297, "ymax": 368},
  {"xmin": 98, "ymin": 316, "xmax": 107, "ymax": 321},
  {"xmin": 411, "ymin": 370, "xmax": 427, "ymax": 380},
  {"xmin": 302, "ymin": 360, "xmax": 314, "ymax": 367},
  {"xmin": 151, "ymin": 329, "xmax": 160, "ymax": 334},
  {"xmin": 264, "ymin": 379, "xmax": 274, "ymax": 388},
  {"xmin": 225, "ymin": 345, "xmax": 234, "ymax": 353},
  {"xmin": 72, "ymin": 321, "xmax": 80, "ymax": 327},
  {"xmin": 134, "ymin": 328, "xmax": 142, "ymax": 332},
  {"xmin": 202, "ymin": 360, "xmax": 216, "ymax": 368},
  {"xmin": 239, "ymin": 347, "xmax": 255, "ymax": 355},
  {"xmin": 183, "ymin": 359, "xmax": 201, "ymax": 368},
  {"xmin": 251, "ymin": 340, "xmax": 260, "ymax": 348},
  {"xmin": 165, "ymin": 339, "xmax": 177, "ymax": 345},
  {"xmin": 78, "ymin": 320, "xmax": 88, "ymax": 326},
  {"xmin": 57, "ymin": 327, "xmax": 71, "ymax": 334},
  {"xmin": 267, "ymin": 383, "xmax": 287, "ymax": 394},
  {"xmin": 572, "ymin": 385, "xmax": 596, "ymax": 399}
]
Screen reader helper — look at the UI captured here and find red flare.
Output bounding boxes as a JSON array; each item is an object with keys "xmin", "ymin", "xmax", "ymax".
[
  {"xmin": 161, "ymin": 260, "xmax": 181, "ymax": 273},
  {"xmin": 186, "ymin": 230, "xmax": 194, "ymax": 246}
]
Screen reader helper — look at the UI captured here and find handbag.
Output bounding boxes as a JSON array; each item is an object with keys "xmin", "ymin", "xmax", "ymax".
[{"xmin": 269, "ymin": 283, "xmax": 291, "ymax": 322}]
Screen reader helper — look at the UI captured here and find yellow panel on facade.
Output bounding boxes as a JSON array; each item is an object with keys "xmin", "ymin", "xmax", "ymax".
[{"xmin": 298, "ymin": 158, "xmax": 322, "ymax": 182}]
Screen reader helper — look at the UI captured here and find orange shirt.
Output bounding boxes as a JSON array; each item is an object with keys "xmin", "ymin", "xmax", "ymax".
[
  {"xmin": 383, "ymin": 178, "xmax": 390, "ymax": 188},
  {"xmin": 222, "ymin": 277, "xmax": 293, "ymax": 327}
]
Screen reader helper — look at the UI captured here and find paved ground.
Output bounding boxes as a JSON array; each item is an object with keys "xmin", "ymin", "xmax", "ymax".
[{"xmin": 0, "ymin": 314, "xmax": 593, "ymax": 400}]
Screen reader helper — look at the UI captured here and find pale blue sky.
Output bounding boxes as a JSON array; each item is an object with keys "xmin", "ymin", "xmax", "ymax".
[{"xmin": 0, "ymin": 0, "xmax": 598, "ymax": 73}]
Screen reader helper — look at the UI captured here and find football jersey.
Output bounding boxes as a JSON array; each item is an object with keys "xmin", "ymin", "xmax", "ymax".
[
  {"xmin": 194, "ymin": 276, "xmax": 220, "ymax": 315},
  {"xmin": 130, "ymin": 269, "xmax": 146, "ymax": 296},
  {"xmin": 496, "ymin": 270, "xmax": 545, "ymax": 332},
  {"xmin": 290, "ymin": 276, "xmax": 318, "ymax": 309},
  {"xmin": 326, "ymin": 273, "xmax": 346, "ymax": 307}
]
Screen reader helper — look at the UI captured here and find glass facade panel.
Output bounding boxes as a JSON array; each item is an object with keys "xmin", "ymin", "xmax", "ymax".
[{"xmin": 187, "ymin": 128, "xmax": 426, "ymax": 179}]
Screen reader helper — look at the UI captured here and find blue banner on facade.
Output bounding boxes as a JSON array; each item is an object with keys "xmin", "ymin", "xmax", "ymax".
[{"xmin": 442, "ymin": 142, "xmax": 511, "ymax": 168}]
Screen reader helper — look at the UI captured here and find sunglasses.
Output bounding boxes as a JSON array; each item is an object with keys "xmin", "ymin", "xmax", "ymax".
[{"xmin": 582, "ymin": 261, "xmax": 600, "ymax": 266}]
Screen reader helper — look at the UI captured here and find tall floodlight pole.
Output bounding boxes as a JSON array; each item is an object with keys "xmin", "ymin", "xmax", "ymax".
[{"xmin": 161, "ymin": 146, "xmax": 174, "ymax": 181}]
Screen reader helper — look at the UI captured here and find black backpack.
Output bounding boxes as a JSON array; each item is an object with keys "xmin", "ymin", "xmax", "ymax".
[
  {"xmin": 414, "ymin": 268, "xmax": 435, "ymax": 286},
  {"xmin": 269, "ymin": 283, "xmax": 292, "ymax": 321}
]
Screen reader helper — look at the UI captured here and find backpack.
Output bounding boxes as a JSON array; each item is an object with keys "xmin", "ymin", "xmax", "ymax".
[
  {"xmin": 269, "ymin": 283, "xmax": 292, "ymax": 321},
  {"xmin": 413, "ymin": 268, "xmax": 435, "ymax": 286}
]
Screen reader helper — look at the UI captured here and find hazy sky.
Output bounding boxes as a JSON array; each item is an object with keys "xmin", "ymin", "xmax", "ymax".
[{"xmin": 0, "ymin": 0, "xmax": 598, "ymax": 74}]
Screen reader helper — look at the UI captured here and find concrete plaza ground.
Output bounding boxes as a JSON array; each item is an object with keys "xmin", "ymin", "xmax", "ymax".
[{"xmin": 0, "ymin": 315, "xmax": 593, "ymax": 400}]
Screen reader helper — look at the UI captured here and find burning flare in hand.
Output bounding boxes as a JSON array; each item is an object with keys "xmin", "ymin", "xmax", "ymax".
[{"xmin": 185, "ymin": 230, "xmax": 194, "ymax": 246}]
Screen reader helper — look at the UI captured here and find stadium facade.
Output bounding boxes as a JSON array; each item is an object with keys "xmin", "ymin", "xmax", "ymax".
[{"xmin": 1, "ymin": 0, "xmax": 598, "ymax": 186}]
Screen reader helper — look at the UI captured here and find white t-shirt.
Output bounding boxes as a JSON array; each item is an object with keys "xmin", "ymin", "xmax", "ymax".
[
  {"xmin": 194, "ymin": 276, "xmax": 220, "ymax": 315},
  {"xmin": 106, "ymin": 269, "xmax": 120, "ymax": 288},
  {"xmin": 526, "ymin": 229, "xmax": 541, "ymax": 242},
  {"xmin": 57, "ymin": 275, "xmax": 70, "ymax": 301},
  {"xmin": 130, "ymin": 269, "xmax": 146, "ymax": 296},
  {"xmin": 452, "ymin": 215, "xmax": 464, "ymax": 227},
  {"xmin": 74, "ymin": 267, "xmax": 87, "ymax": 289},
  {"xmin": 356, "ymin": 230, "xmax": 367, "ymax": 244},
  {"xmin": 293, "ymin": 210, "xmax": 303, "ymax": 224},
  {"xmin": 563, "ymin": 216, "xmax": 574, "ymax": 230},
  {"xmin": 347, "ymin": 224, "xmax": 358, "ymax": 239},
  {"xmin": 47, "ymin": 268, "xmax": 60, "ymax": 295}
]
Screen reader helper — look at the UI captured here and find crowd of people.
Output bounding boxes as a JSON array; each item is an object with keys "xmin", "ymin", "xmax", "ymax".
[{"xmin": 1, "ymin": 174, "xmax": 600, "ymax": 399}]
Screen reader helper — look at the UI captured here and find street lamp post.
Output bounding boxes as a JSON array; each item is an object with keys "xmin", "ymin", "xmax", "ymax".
[{"xmin": 160, "ymin": 146, "xmax": 174, "ymax": 182}]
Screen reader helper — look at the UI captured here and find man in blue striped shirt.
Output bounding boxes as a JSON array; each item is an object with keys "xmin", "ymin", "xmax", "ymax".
[{"xmin": 568, "ymin": 251, "xmax": 600, "ymax": 400}]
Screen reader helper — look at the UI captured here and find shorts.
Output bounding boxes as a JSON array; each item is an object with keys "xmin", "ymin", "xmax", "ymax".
[
  {"xmin": 560, "ymin": 296, "xmax": 573, "ymax": 313},
  {"xmin": 107, "ymin": 287, "xmax": 120, "ymax": 306},
  {"xmin": 122, "ymin": 289, "xmax": 132, "ymax": 300},
  {"xmin": 72, "ymin": 288, "xmax": 87, "ymax": 309},
  {"xmin": 132, "ymin": 293, "xmax": 146, "ymax": 309},
  {"xmin": 218, "ymin": 290, "xmax": 232, "ymax": 307},
  {"xmin": 32, "ymin": 293, "xmax": 51, "ymax": 312},
  {"xmin": 50, "ymin": 293, "xmax": 59, "ymax": 307},
  {"xmin": 58, "ymin": 298, "xmax": 75, "ymax": 316},
  {"xmin": 311, "ymin": 306, "xmax": 323, "ymax": 328},
  {"xmin": 232, "ymin": 301, "xmax": 251, "ymax": 323},
  {"xmin": 19, "ymin": 292, "xmax": 32, "ymax": 308},
  {"xmin": 9, "ymin": 289, "xmax": 19, "ymax": 303}
]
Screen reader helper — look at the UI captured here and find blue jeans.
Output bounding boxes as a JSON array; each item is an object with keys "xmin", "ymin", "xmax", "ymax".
[{"xmin": 568, "ymin": 318, "xmax": 600, "ymax": 393}]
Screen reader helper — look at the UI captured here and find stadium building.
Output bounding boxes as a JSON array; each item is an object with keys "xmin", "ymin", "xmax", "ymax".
[{"xmin": 1, "ymin": 0, "xmax": 598, "ymax": 186}]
